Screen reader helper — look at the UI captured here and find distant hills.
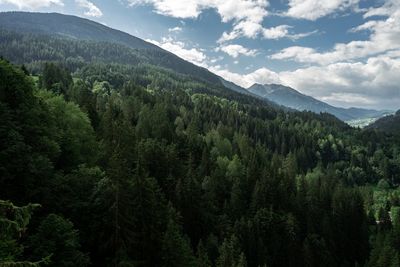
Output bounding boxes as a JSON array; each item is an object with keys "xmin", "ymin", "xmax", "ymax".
[
  {"xmin": 0, "ymin": 11, "xmax": 159, "ymax": 50},
  {"xmin": 0, "ymin": 11, "xmax": 221, "ymax": 85},
  {"xmin": 367, "ymin": 110, "xmax": 400, "ymax": 134},
  {"xmin": 248, "ymin": 83, "xmax": 390, "ymax": 122},
  {"xmin": 0, "ymin": 11, "xmax": 394, "ymax": 124}
]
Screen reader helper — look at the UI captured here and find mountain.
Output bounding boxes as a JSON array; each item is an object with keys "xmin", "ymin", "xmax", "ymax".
[
  {"xmin": 1, "ymin": 10, "xmax": 399, "ymax": 267},
  {"xmin": 0, "ymin": 11, "xmax": 286, "ymax": 112},
  {"xmin": 248, "ymin": 83, "xmax": 390, "ymax": 122},
  {"xmin": 0, "ymin": 11, "xmax": 160, "ymax": 50},
  {"xmin": 0, "ymin": 12, "xmax": 388, "ymax": 123},
  {"xmin": 220, "ymin": 78, "xmax": 252, "ymax": 96},
  {"xmin": 0, "ymin": 11, "xmax": 222, "ymax": 85},
  {"xmin": 367, "ymin": 110, "xmax": 400, "ymax": 134}
]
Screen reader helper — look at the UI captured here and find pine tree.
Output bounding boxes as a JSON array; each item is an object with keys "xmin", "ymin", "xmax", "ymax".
[
  {"xmin": 216, "ymin": 235, "xmax": 247, "ymax": 267},
  {"xmin": 28, "ymin": 214, "xmax": 89, "ymax": 267},
  {"xmin": 0, "ymin": 200, "xmax": 50, "ymax": 266},
  {"xmin": 161, "ymin": 205, "xmax": 197, "ymax": 267}
]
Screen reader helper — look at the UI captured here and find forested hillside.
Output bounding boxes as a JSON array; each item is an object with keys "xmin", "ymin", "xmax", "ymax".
[
  {"xmin": 0, "ymin": 12, "xmax": 221, "ymax": 85},
  {"xmin": 368, "ymin": 110, "xmax": 400, "ymax": 134},
  {"xmin": 1, "ymin": 12, "xmax": 400, "ymax": 267},
  {"xmin": 1, "ymin": 56, "xmax": 400, "ymax": 266}
]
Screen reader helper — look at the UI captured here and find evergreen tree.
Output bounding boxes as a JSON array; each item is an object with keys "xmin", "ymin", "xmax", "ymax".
[
  {"xmin": 28, "ymin": 214, "xmax": 89, "ymax": 267},
  {"xmin": 161, "ymin": 205, "xmax": 197, "ymax": 267}
]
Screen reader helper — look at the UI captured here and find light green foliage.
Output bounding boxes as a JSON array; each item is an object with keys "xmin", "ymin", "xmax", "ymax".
[{"xmin": 38, "ymin": 91, "xmax": 98, "ymax": 169}]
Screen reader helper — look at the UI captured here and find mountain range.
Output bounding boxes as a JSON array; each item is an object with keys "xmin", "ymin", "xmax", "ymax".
[
  {"xmin": 248, "ymin": 83, "xmax": 390, "ymax": 122},
  {"xmin": 0, "ymin": 11, "xmax": 393, "ymax": 125}
]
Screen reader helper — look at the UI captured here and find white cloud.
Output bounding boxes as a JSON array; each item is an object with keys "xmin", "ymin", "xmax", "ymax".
[
  {"xmin": 128, "ymin": 0, "xmax": 316, "ymax": 42},
  {"xmin": 272, "ymin": 0, "xmax": 400, "ymax": 65},
  {"xmin": 319, "ymin": 93, "xmax": 376, "ymax": 106},
  {"xmin": 261, "ymin": 25, "xmax": 317, "ymax": 40},
  {"xmin": 285, "ymin": 0, "xmax": 360, "ymax": 20},
  {"xmin": 76, "ymin": 0, "xmax": 103, "ymax": 17},
  {"xmin": 210, "ymin": 54, "xmax": 400, "ymax": 109},
  {"xmin": 127, "ymin": 0, "xmax": 269, "ymax": 41},
  {"xmin": 127, "ymin": 0, "xmax": 204, "ymax": 19},
  {"xmin": 209, "ymin": 65, "xmax": 281, "ymax": 88},
  {"xmin": 0, "ymin": 0, "xmax": 63, "ymax": 9},
  {"xmin": 281, "ymin": 55, "xmax": 400, "ymax": 109},
  {"xmin": 127, "ymin": 0, "xmax": 268, "ymax": 21},
  {"xmin": 363, "ymin": 0, "xmax": 398, "ymax": 18},
  {"xmin": 217, "ymin": 44, "xmax": 257, "ymax": 58},
  {"xmin": 281, "ymin": 58, "xmax": 388, "ymax": 94},
  {"xmin": 168, "ymin": 26, "xmax": 182, "ymax": 33},
  {"xmin": 263, "ymin": 25, "xmax": 291, "ymax": 39},
  {"xmin": 147, "ymin": 37, "xmax": 208, "ymax": 67}
]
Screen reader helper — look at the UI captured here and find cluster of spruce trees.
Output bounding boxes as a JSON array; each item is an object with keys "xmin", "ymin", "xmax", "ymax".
[{"xmin": 1, "ymin": 56, "xmax": 400, "ymax": 267}]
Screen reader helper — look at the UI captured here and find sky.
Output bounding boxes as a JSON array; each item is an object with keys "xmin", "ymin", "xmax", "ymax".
[{"xmin": 0, "ymin": 0, "xmax": 399, "ymax": 110}]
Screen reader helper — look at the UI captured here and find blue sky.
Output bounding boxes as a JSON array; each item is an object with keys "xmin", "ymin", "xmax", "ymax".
[{"xmin": 0, "ymin": 0, "xmax": 399, "ymax": 110}]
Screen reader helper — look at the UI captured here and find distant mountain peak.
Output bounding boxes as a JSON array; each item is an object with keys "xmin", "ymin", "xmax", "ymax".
[{"xmin": 248, "ymin": 83, "xmax": 389, "ymax": 122}]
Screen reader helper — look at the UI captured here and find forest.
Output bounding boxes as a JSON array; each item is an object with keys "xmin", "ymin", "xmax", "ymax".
[{"xmin": 1, "ymin": 26, "xmax": 400, "ymax": 267}]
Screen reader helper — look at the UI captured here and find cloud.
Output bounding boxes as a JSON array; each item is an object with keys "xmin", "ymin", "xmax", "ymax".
[
  {"xmin": 282, "ymin": 55, "xmax": 400, "ymax": 109},
  {"xmin": 263, "ymin": 25, "xmax": 291, "ymax": 39},
  {"xmin": 262, "ymin": 25, "xmax": 317, "ymax": 40},
  {"xmin": 76, "ymin": 0, "xmax": 103, "ymax": 17},
  {"xmin": 0, "ymin": 0, "xmax": 63, "ymax": 9},
  {"xmin": 285, "ymin": 0, "xmax": 360, "ymax": 20},
  {"xmin": 127, "ymin": 0, "xmax": 269, "ymax": 41},
  {"xmin": 217, "ymin": 44, "xmax": 257, "ymax": 58},
  {"xmin": 128, "ymin": 0, "xmax": 317, "ymax": 42},
  {"xmin": 168, "ymin": 26, "xmax": 182, "ymax": 33},
  {"xmin": 146, "ymin": 37, "xmax": 208, "ymax": 67},
  {"xmin": 127, "ymin": 0, "xmax": 268, "ymax": 21},
  {"xmin": 272, "ymin": 0, "xmax": 400, "ymax": 65},
  {"xmin": 211, "ymin": 53, "xmax": 400, "ymax": 109},
  {"xmin": 283, "ymin": 55, "xmax": 400, "ymax": 101},
  {"xmin": 363, "ymin": 0, "xmax": 398, "ymax": 18},
  {"xmin": 127, "ymin": 0, "xmax": 205, "ymax": 19},
  {"xmin": 319, "ymin": 93, "xmax": 376, "ymax": 106},
  {"xmin": 209, "ymin": 65, "xmax": 281, "ymax": 88}
]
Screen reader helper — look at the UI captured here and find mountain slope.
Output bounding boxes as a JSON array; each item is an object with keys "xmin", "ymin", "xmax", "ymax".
[
  {"xmin": 367, "ymin": 110, "xmax": 400, "ymax": 134},
  {"xmin": 0, "ymin": 11, "xmax": 387, "ymax": 123},
  {"xmin": 0, "ymin": 11, "xmax": 159, "ymax": 50},
  {"xmin": 220, "ymin": 78, "xmax": 252, "ymax": 95},
  {"xmin": 0, "ymin": 11, "xmax": 222, "ymax": 85},
  {"xmin": 248, "ymin": 83, "xmax": 389, "ymax": 122},
  {"xmin": 0, "ymin": 12, "xmax": 284, "ymax": 111}
]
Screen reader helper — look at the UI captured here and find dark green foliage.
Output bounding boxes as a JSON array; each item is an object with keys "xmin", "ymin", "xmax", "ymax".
[
  {"xmin": 27, "ymin": 214, "xmax": 89, "ymax": 267},
  {"xmin": 161, "ymin": 206, "xmax": 197, "ymax": 267},
  {"xmin": 0, "ymin": 59, "xmax": 57, "ymax": 202},
  {"xmin": 39, "ymin": 63, "xmax": 72, "ymax": 95},
  {"xmin": 0, "ymin": 200, "xmax": 51, "ymax": 266},
  {"xmin": 0, "ymin": 26, "xmax": 399, "ymax": 267},
  {"xmin": 216, "ymin": 235, "xmax": 246, "ymax": 267}
]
